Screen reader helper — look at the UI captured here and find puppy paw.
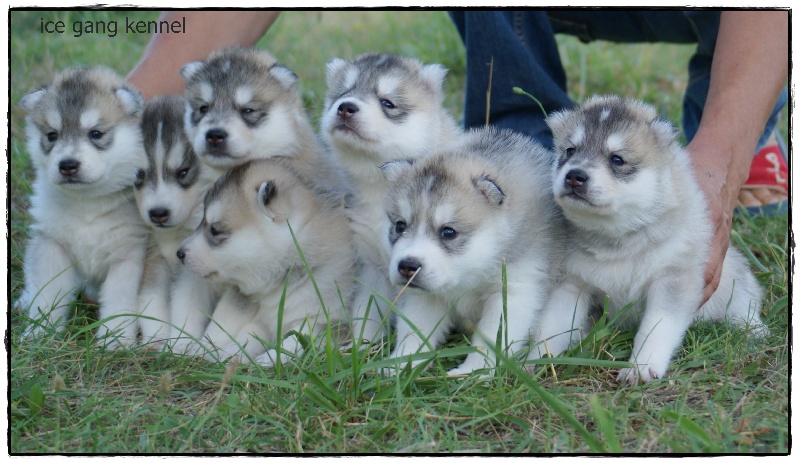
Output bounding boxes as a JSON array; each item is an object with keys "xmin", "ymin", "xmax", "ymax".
[
  {"xmin": 446, "ymin": 365, "xmax": 494, "ymax": 379},
  {"xmin": 97, "ymin": 318, "xmax": 139, "ymax": 350},
  {"xmin": 447, "ymin": 352, "xmax": 493, "ymax": 378},
  {"xmin": 97, "ymin": 327, "xmax": 137, "ymax": 351},
  {"xmin": 617, "ymin": 365, "xmax": 662, "ymax": 385}
]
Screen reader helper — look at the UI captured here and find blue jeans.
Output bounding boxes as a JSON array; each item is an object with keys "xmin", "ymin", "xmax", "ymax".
[{"xmin": 450, "ymin": 10, "xmax": 787, "ymax": 152}]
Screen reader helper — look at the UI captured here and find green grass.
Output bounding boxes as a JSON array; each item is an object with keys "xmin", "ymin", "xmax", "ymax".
[{"xmin": 8, "ymin": 9, "xmax": 789, "ymax": 454}]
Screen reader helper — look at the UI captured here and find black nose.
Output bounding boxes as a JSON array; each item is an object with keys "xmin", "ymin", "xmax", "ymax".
[
  {"xmin": 176, "ymin": 248, "xmax": 186, "ymax": 263},
  {"xmin": 337, "ymin": 102, "xmax": 359, "ymax": 119},
  {"xmin": 206, "ymin": 128, "xmax": 227, "ymax": 146},
  {"xmin": 59, "ymin": 159, "xmax": 80, "ymax": 177},
  {"xmin": 565, "ymin": 169, "xmax": 589, "ymax": 189},
  {"xmin": 149, "ymin": 208, "xmax": 171, "ymax": 224},
  {"xmin": 398, "ymin": 259, "xmax": 422, "ymax": 280}
]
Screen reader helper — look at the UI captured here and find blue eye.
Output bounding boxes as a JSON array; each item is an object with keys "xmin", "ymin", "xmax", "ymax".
[
  {"xmin": 395, "ymin": 220, "xmax": 407, "ymax": 234},
  {"xmin": 610, "ymin": 154, "xmax": 625, "ymax": 166},
  {"xmin": 440, "ymin": 227, "xmax": 458, "ymax": 241},
  {"xmin": 89, "ymin": 130, "xmax": 104, "ymax": 140},
  {"xmin": 380, "ymin": 99, "xmax": 395, "ymax": 109}
]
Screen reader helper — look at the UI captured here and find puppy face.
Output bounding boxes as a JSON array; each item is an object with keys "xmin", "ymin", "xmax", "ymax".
[
  {"xmin": 177, "ymin": 161, "xmax": 313, "ymax": 296},
  {"xmin": 21, "ymin": 67, "xmax": 144, "ymax": 197},
  {"xmin": 321, "ymin": 53, "xmax": 451, "ymax": 162},
  {"xmin": 382, "ymin": 159, "xmax": 507, "ymax": 294},
  {"xmin": 181, "ymin": 47, "xmax": 301, "ymax": 169},
  {"xmin": 134, "ymin": 96, "xmax": 211, "ymax": 229},
  {"xmin": 546, "ymin": 96, "xmax": 678, "ymax": 228}
]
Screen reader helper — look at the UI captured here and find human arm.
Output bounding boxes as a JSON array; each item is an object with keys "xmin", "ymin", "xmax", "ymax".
[
  {"xmin": 126, "ymin": 11, "xmax": 280, "ymax": 99},
  {"xmin": 686, "ymin": 10, "xmax": 788, "ymax": 303}
]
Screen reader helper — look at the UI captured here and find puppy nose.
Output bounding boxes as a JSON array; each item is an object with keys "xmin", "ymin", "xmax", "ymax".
[
  {"xmin": 206, "ymin": 128, "xmax": 227, "ymax": 146},
  {"xmin": 337, "ymin": 102, "xmax": 359, "ymax": 119},
  {"xmin": 398, "ymin": 259, "xmax": 422, "ymax": 280},
  {"xmin": 59, "ymin": 159, "xmax": 80, "ymax": 177},
  {"xmin": 176, "ymin": 248, "xmax": 186, "ymax": 263},
  {"xmin": 149, "ymin": 208, "xmax": 171, "ymax": 224},
  {"xmin": 565, "ymin": 169, "xmax": 589, "ymax": 188}
]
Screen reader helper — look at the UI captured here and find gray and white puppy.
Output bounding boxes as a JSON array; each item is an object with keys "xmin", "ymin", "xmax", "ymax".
[
  {"xmin": 181, "ymin": 46, "xmax": 329, "ymax": 176},
  {"xmin": 134, "ymin": 95, "xmax": 217, "ymax": 344},
  {"xmin": 530, "ymin": 95, "xmax": 765, "ymax": 384},
  {"xmin": 321, "ymin": 53, "xmax": 462, "ymax": 344},
  {"xmin": 17, "ymin": 67, "xmax": 150, "ymax": 347},
  {"xmin": 176, "ymin": 158, "xmax": 355, "ymax": 366},
  {"xmin": 381, "ymin": 127, "xmax": 562, "ymax": 376}
]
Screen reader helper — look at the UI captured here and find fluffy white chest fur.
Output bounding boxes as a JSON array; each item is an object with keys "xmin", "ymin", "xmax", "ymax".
[
  {"xmin": 565, "ymin": 212, "xmax": 703, "ymax": 314},
  {"xmin": 29, "ymin": 178, "xmax": 149, "ymax": 283}
]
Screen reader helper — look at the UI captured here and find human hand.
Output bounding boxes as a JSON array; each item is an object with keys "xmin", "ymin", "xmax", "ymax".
[{"xmin": 685, "ymin": 139, "xmax": 744, "ymax": 305}]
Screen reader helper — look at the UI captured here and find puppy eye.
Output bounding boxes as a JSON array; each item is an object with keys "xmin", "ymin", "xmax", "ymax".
[
  {"xmin": 394, "ymin": 220, "xmax": 407, "ymax": 234},
  {"xmin": 135, "ymin": 168, "xmax": 145, "ymax": 188},
  {"xmin": 565, "ymin": 147, "xmax": 575, "ymax": 158},
  {"xmin": 380, "ymin": 99, "xmax": 396, "ymax": 109},
  {"xmin": 89, "ymin": 130, "xmax": 104, "ymax": 140},
  {"xmin": 209, "ymin": 223, "xmax": 222, "ymax": 237},
  {"xmin": 178, "ymin": 167, "xmax": 190, "ymax": 179},
  {"xmin": 439, "ymin": 227, "xmax": 458, "ymax": 241},
  {"xmin": 47, "ymin": 131, "xmax": 59, "ymax": 142},
  {"xmin": 199, "ymin": 105, "xmax": 209, "ymax": 114},
  {"xmin": 610, "ymin": 154, "xmax": 625, "ymax": 166},
  {"xmin": 241, "ymin": 108, "xmax": 254, "ymax": 115}
]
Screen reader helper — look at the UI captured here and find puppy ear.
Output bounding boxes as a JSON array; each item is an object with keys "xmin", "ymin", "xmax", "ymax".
[
  {"xmin": 475, "ymin": 176, "xmax": 505, "ymax": 206},
  {"xmin": 325, "ymin": 57, "xmax": 348, "ymax": 85},
  {"xmin": 180, "ymin": 61, "xmax": 204, "ymax": 82},
  {"xmin": 269, "ymin": 64, "xmax": 298, "ymax": 91},
  {"xmin": 258, "ymin": 181, "xmax": 277, "ymax": 207},
  {"xmin": 116, "ymin": 87, "xmax": 144, "ymax": 116},
  {"xmin": 20, "ymin": 88, "xmax": 47, "ymax": 112},
  {"xmin": 650, "ymin": 117, "xmax": 678, "ymax": 148},
  {"xmin": 544, "ymin": 108, "xmax": 574, "ymax": 135},
  {"xmin": 419, "ymin": 63, "xmax": 448, "ymax": 99},
  {"xmin": 379, "ymin": 159, "xmax": 414, "ymax": 183}
]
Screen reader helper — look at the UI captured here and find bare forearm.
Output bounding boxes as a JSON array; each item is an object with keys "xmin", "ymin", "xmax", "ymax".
[
  {"xmin": 127, "ymin": 11, "xmax": 280, "ymax": 98},
  {"xmin": 690, "ymin": 10, "xmax": 788, "ymax": 189},
  {"xmin": 687, "ymin": 10, "xmax": 788, "ymax": 301}
]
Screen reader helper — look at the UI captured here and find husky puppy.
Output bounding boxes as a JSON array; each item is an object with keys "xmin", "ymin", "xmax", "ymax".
[
  {"xmin": 176, "ymin": 158, "xmax": 355, "ymax": 365},
  {"xmin": 531, "ymin": 95, "xmax": 765, "ymax": 384},
  {"xmin": 380, "ymin": 127, "xmax": 561, "ymax": 376},
  {"xmin": 17, "ymin": 67, "xmax": 150, "ymax": 347},
  {"xmin": 181, "ymin": 47, "xmax": 330, "ymax": 176},
  {"xmin": 321, "ymin": 52, "xmax": 462, "ymax": 344},
  {"xmin": 134, "ymin": 95, "xmax": 217, "ymax": 344}
]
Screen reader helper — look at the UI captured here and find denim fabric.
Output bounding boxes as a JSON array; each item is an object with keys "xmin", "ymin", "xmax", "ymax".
[{"xmin": 449, "ymin": 10, "xmax": 787, "ymax": 152}]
